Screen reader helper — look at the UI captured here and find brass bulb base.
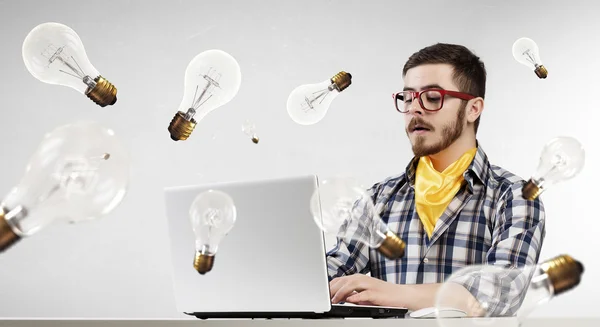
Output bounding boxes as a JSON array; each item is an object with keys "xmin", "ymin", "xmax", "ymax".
[
  {"xmin": 168, "ymin": 111, "xmax": 197, "ymax": 141},
  {"xmin": 86, "ymin": 76, "xmax": 117, "ymax": 107},
  {"xmin": 535, "ymin": 65, "xmax": 548, "ymax": 79},
  {"xmin": 251, "ymin": 136, "xmax": 259, "ymax": 144},
  {"xmin": 193, "ymin": 252, "xmax": 215, "ymax": 275},
  {"xmin": 376, "ymin": 231, "xmax": 406, "ymax": 260},
  {"xmin": 540, "ymin": 254, "xmax": 584, "ymax": 296},
  {"xmin": 0, "ymin": 208, "xmax": 20, "ymax": 252},
  {"xmin": 331, "ymin": 71, "xmax": 352, "ymax": 92},
  {"xmin": 522, "ymin": 178, "xmax": 543, "ymax": 200}
]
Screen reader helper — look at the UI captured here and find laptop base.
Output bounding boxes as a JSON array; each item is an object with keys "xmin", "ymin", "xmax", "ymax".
[{"xmin": 186, "ymin": 305, "xmax": 408, "ymax": 319}]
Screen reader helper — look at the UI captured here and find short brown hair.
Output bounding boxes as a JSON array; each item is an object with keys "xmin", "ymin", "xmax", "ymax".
[{"xmin": 402, "ymin": 43, "xmax": 486, "ymax": 134}]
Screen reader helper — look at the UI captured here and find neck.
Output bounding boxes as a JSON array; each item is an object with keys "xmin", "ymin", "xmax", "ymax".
[{"xmin": 428, "ymin": 133, "xmax": 477, "ymax": 172}]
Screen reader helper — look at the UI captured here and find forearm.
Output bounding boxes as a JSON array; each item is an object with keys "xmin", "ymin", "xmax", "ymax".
[
  {"xmin": 399, "ymin": 283, "xmax": 482, "ymax": 315},
  {"xmin": 396, "ymin": 283, "xmax": 442, "ymax": 310}
]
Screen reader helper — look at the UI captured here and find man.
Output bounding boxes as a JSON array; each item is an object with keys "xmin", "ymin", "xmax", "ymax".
[{"xmin": 326, "ymin": 43, "xmax": 546, "ymax": 315}]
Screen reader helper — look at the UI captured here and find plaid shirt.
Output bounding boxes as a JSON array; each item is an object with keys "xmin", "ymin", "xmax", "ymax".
[{"xmin": 326, "ymin": 143, "xmax": 546, "ymax": 315}]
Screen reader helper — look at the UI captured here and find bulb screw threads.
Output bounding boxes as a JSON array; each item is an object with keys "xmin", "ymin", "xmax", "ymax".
[
  {"xmin": 86, "ymin": 76, "xmax": 117, "ymax": 107},
  {"xmin": 252, "ymin": 136, "xmax": 259, "ymax": 144},
  {"xmin": 331, "ymin": 71, "xmax": 352, "ymax": 92},
  {"xmin": 522, "ymin": 178, "xmax": 543, "ymax": 200},
  {"xmin": 376, "ymin": 230, "xmax": 406, "ymax": 260},
  {"xmin": 535, "ymin": 65, "xmax": 548, "ymax": 79},
  {"xmin": 541, "ymin": 254, "xmax": 584, "ymax": 296},
  {"xmin": 168, "ymin": 111, "xmax": 197, "ymax": 141},
  {"xmin": 193, "ymin": 252, "xmax": 215, "ymax": 275},
  {"xmin": 0, "ymin": 208, "xmax": 20, "ymax": 253}
]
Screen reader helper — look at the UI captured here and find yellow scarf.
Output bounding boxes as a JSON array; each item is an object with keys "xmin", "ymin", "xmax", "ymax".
[{"xmin": 415, "ymin": 148, "xmax": 477, "ymax": 238}]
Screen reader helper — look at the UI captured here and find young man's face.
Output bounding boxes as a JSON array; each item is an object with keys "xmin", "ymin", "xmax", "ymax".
[{"xmin": 402, "ymin": 64, "xmax": 467, "ymax": 157}]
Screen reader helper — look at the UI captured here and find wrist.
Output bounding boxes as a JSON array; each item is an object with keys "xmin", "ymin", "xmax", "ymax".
[
  {"xmin": 392, "ymin": 283, "xmax": 411, "ymax": 308},
  {"xmin": 392, "ymin": 283, "xmax": 443, "ymax": 311}
]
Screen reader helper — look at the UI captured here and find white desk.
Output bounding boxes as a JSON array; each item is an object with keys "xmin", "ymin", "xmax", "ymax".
[{"xmin": 0, "ymin": 318, "xmax": 598, "ymax": 327}]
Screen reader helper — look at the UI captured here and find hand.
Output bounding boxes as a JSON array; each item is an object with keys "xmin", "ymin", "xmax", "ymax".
[{"xmin": 329, "ymin": 274, "xmax": 404, "ymax": 308}]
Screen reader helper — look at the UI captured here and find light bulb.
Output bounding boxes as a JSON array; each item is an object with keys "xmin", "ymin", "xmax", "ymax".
[
  {"xmin": 22, "ymin": 22, "xmax": 117, "ymax": 107},
  {"xmin": 434, "ymin": 254, "xmax": 584, "ymax": 326},
  {"xmin": 310, "ymin": 176, "xmax": 405, "ymax": 259},
  {"xmin": 286, "ymin": 71, "xmax": 352, "ymax": 125},
  {"xmin": 522, "ymin": 136, "xmax": 585, "ymax": 200},
  {"xmin": 168, "ymin": 49, "xmax": 242, "ymax": 141},
  {"xmin": 512, "ymin": 37, "xmax": 548, "ymax": 79},
  {"xmin": 242, "ymin": 119, "xmax": 259, "ymax": 144},
  {"xmin": 0, "ymin": 121, "xmax": 130, "ymax": 252},
  {"xmin": 189, "ymin": 189, "xmax": 237, "ymax": 274}
]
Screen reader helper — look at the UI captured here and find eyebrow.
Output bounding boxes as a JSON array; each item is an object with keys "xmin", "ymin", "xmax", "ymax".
[{"xmin": 403, "ymin": 84, "xmax": 443, "ymax": 91}]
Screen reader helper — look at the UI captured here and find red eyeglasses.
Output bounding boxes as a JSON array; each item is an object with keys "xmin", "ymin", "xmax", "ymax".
[{"xmin": 392, "ymin": 88, "xmax": 475, "ymax": 113}]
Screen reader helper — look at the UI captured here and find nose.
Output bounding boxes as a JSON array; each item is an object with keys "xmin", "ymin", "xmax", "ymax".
[{"xmin": 407, "ymin": 99, "xmax": 424, "ymax": 116}]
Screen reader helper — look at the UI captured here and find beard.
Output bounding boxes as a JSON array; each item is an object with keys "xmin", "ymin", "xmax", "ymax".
[{"xmin": 408, "ymin": 102, "xmax": 467, "ymax": 157}]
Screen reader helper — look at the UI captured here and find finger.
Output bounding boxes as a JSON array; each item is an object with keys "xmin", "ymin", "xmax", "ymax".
[
  {"xmin": 332, "ymin": 281, "xmax": 361, "ymax": 304},
  {"xmin": 329, "ymin": 278, "xmax": 345, "ymax": 297},
  {"xmin": 329, "ymin": 277, "xmax": 344, "ymax": 288},
  {"xmin": 329, "ymin": 275, "xmax": 369, "ymax": 302},
  {"xmin": 342, "ymin": 290, "xmax": 358, "ymax": 301},
  {"xmin": 346, "ymin": 290, "xmax": 374, "ymax": 305},
  {"xmin": 329, "ymin": 276, "xmax": 355, "ymax": 297}
]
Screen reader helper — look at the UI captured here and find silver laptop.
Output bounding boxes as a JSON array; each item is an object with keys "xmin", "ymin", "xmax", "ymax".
[{"xmin": 163, "ymin": 174, "xmax": 407, "ymax": 319}]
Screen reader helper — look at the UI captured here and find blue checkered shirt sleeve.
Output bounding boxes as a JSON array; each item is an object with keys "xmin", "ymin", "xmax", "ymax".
[
  {"xmin": 455, "ymin": 181, "xmax": 546, "ymax": 317},
  {"xmin": 325, "ymin": 186, "xmax": 380, "ymax": 280}
]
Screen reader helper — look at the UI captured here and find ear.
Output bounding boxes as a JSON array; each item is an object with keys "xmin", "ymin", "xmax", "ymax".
[{"xmin": 466, "ymin": 97, "xmax": 484, "ymax": 123}]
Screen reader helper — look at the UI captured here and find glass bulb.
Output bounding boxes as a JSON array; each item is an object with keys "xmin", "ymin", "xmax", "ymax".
[
  {"xmin": 189, "ymin": 189, "xmax": 237, "ymax": 274},
  {"xmin": 0, "ymin": 121, "xmax": 130, "ymax": 252},
  {"xmin": 434, "ymin": 254, "xmax": 584, "ymax": 327},
  {"xmin": 512, "ymin": 37, "xmax": 547, "ymax": 79},
  {"xmin": 22, "ymin": 22, "xmax": 117, "ymax": 107},
  {"xmin": 310, "ymin": 176, "xmax": 405, "ymax": 259},
  {"xmin": 242, "ymin": 119, "xmax": 259, "ymax": 144},
  {"xmin": 522, "ymin": 136, "xmax": 585, "ymax": 200},
  {"xmin": 286, "ymin": 71, "xmax": 352, "ymax": 125},
  {"xmin": 168, "ymin": 49, "xmax": 242, "ymax": 141}
]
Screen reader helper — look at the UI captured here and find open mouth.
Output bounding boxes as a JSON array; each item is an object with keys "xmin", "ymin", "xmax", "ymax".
[{"xmin": 412, "ymin": 125, "xmax": 431, "ymax": 133}]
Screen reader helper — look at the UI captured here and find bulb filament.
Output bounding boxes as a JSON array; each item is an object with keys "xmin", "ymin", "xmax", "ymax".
[
  {"xmin": 184, "ymin": 67, "xmax": 222, "ymax": 120},
  {"xmin": 551, "ymin": 154, "xmax": 567, "ymax": 167},
  {"xmin": 242, "ymin": 121, "xmax": 258, "ymax": 140},
  {"xmin": 521, "ymin": 49, "xmax": 540, "ymax": 67},
  {"xmin": 534, "ymin": 153, "xmax": 568, "ymax": 187},
  {"xmin": 41, "ymin": 44, "xmax": 96, "ymax": 89},
  {"xmin": 37, "ymin": 153, "xmax": 111, "ymax": 204},
  {"xmin": 200, "ymin": 208, "xmax": 224, "ymax": 247},
  {"xmin": 58, "ymin": 153, "xmax": 110, "ymax": 196},
  {"xmin": 301, "ymin": 83, "xmax": 337, "ymax": 113},
  {"xmin": 203, "ymin": 208, "xmax": 223, "ymax": 228}
]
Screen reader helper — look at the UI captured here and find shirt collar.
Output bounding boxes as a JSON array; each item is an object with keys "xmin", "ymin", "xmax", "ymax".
[{"xmin": 404, "ymin": 140, "xmax": 490, "ymax": 190}]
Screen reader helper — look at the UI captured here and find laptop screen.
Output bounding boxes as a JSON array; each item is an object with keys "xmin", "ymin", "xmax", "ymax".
[{"xmin": 164, "ymin": 175, "xmax": 332, "ymax": 314}]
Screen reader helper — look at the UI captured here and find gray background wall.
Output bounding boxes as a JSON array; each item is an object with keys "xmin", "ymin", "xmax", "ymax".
[{"xmin": 0, "ymin": 0, "xmax": 597, "ymax": 319}]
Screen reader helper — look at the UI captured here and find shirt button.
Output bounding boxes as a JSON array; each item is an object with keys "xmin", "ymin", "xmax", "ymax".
[{"xmin": 423, "ymin": 258, "xmax": 429, "ymax": 263}]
